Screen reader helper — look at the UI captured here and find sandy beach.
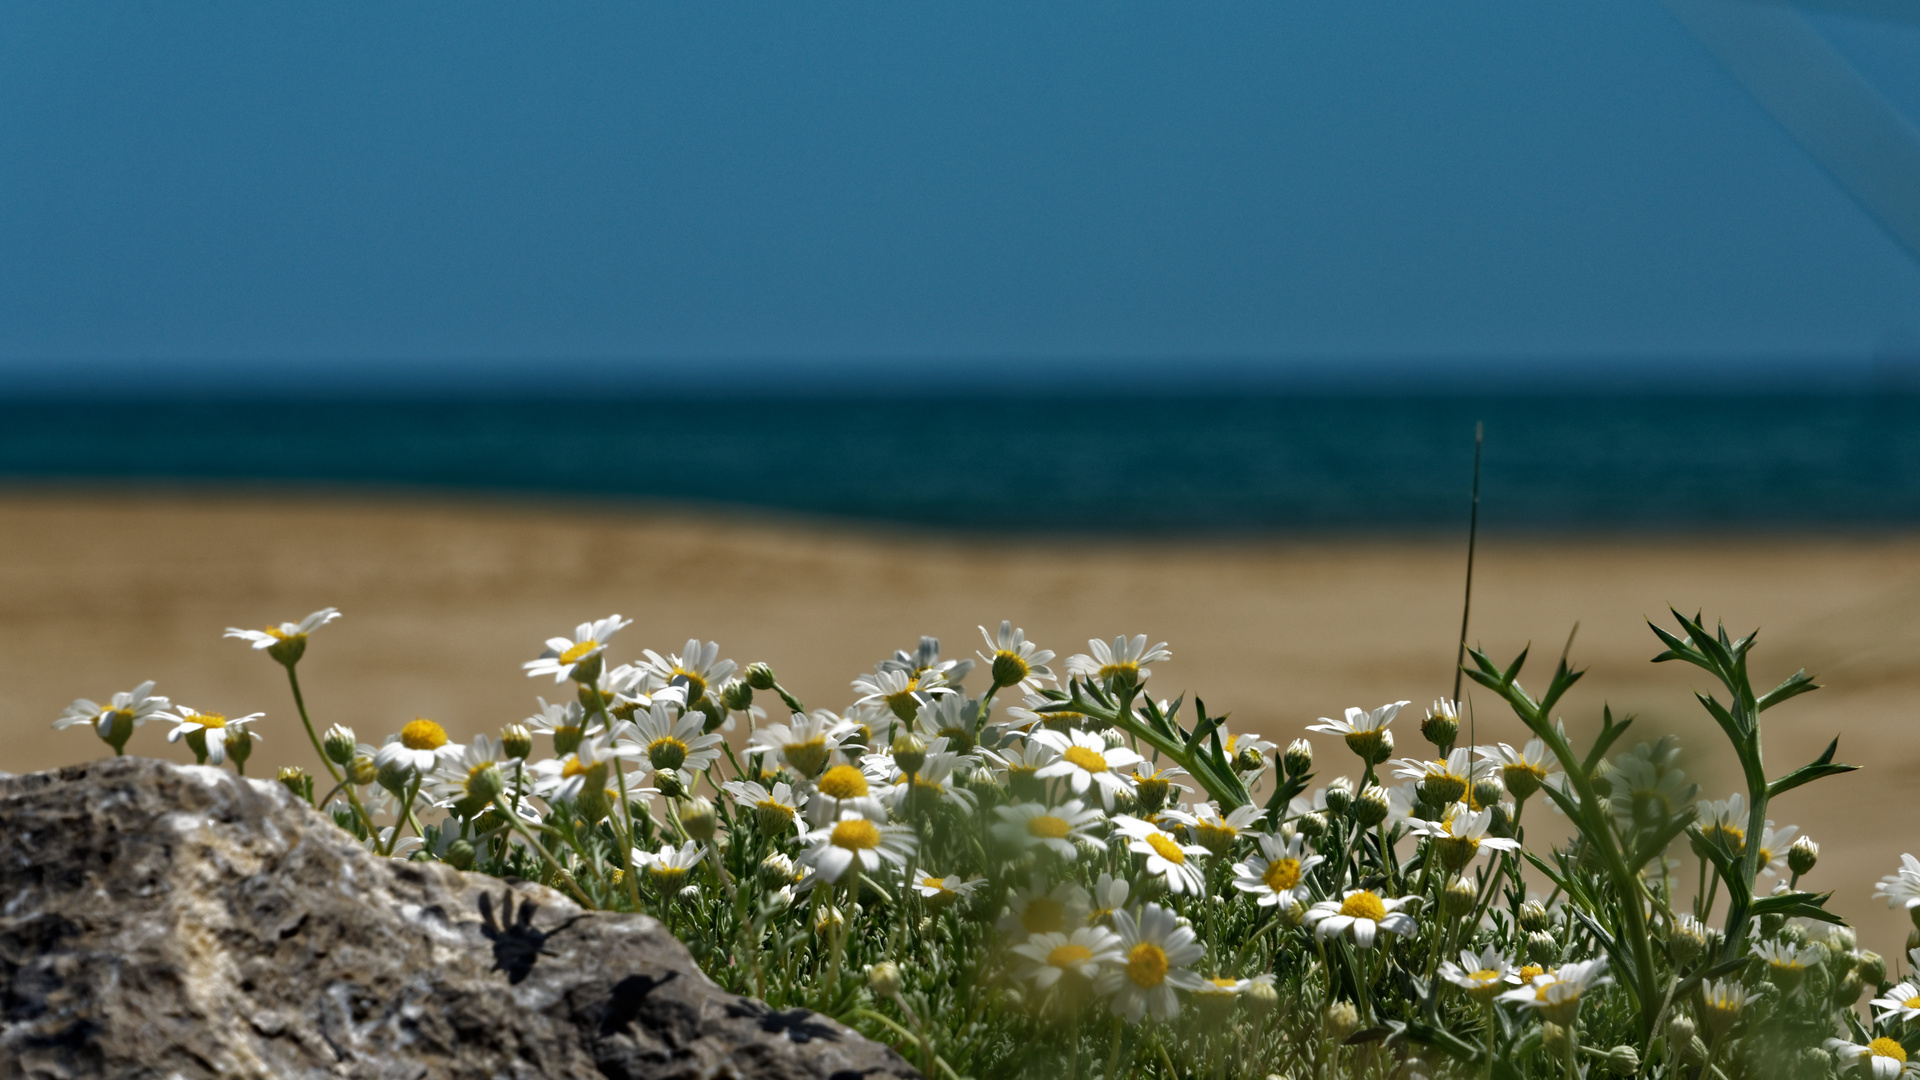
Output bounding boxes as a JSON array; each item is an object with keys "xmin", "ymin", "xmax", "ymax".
[{"xmin": 3, "ymin": 489, "xmax": 1916, "ymax": 954}]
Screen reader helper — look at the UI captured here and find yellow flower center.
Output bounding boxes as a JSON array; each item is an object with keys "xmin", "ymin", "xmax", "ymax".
[
  {"xmin": 1872, "ymin": 1038, "xmax": 1909, "ymax": 1064},
  {"xmin": 647, "ymin": 736, "xmax": 688, "ymax": 771},
  {"xmin": 1022, "ymin": 897, "xmax": 1066, "ymax": 934},
  {"xmin": 1209, "ymin": 977, "xmax": 1239, "ymax": 990},
  {"xmin": 561, "ymin": 756, "xmax": 590, "ymax": 778},
  {"xmin": 649, "ymin": 865, "xmax": 690, "ymax": 889},
  {"xmin": 921, "ymin": 875, "xmax": 946, "ymax": 891},
  {"xmin": 1905, "ymin": 995, "xmax": 1920, "ymax": 1010},
  {"xmin": 830, "ymin": 818, "xmax": 882, "ymax": 851},
  {"xmin": 1338, "ymin": 891, "xmax": 1387, "ymax": 922},
  {"xmin": 400, "ymin": 718, "xmax": 449, "ymax": 751},
  {"xmin": 1097, "ymin": 661, "xmax": 1141, "ymax": 685},
  {"xmin": 1262, "ymin": 857, "xmax": 1302, "ymax": 891},
  {"xmin": 1755, "ymin": 847, "xmax": 1771, "ymax": 867},
  {"xmin": 1126, "ymin": 942, "xmax": 1169, "ymax": 988},
  {"xmin": 1028, "ymin": 814, "xmax": 1073, "ymax": 839},
  {"xmin": 1047, "ymin": 943, "xmax": 1094, "ymax": 968},
  {"xmin": 756, "ymin": 799, "xmax": 795, "ymax": 825},
  {"xmin": 263, "ymin": 626, "xmax": 290, "ymax": 639},
  {"xmin": 1518, "ymin": 964, "xmax": 1545, "ymax": 981},
  {"xmin": 1062, "ymin": 745, "xmax": 1108, "ymax": 773},
  {"xmin": 558, "ymin": 640, "xmax": 599, "ymax": 665},
  {"xmin": 1145, "ymin": 833, "xmax": 1188, "ymax": 865},
  {"xmin": 671, "ymin": 666, "xmax": 707, "ymax": 702},
  {"xmin": 192, "ymin": 712, "xmax": 228, "ymax": 729},
  {"xmin": 819, "ymin": 764, "xmax": 870, "ymax": 800},
  {"xmin": 1470, "ymin": 968, "xmax": 1501, "ymax": 986}
]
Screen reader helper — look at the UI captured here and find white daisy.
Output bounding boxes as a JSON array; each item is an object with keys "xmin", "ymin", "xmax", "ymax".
[
  {"xmin": 1031, "ymin": 728, "xmax": 1142, "ymax": 810},
  {"xmin": 1437, "ymin": 945, "xmax": 1517, "ymax": 1002},
  {"xmin": 1407, "ymin": 802, "xmax": 1522, "ymax": 870},
  {"xmin": 978, "ymin": 620, "xmax": 1056, "ymax": 694},
  {"xmin": 880, "ymin": 635, "xmax": 975, "ymax": 685},
  {"xmin": 805, "ymin": 760, "xmax": 891, "ymax": 826},
  {"xmin": 1003, "ymin": 692, "xmax": 1086, "ymax": 735},
  {"xmin": 1696, "ymin": 793, "xmax": 1749, "ymax": 854},
  {"xmin": 723, "ymin": 778, "xmax": 803, "ymax": 835},
  {"xmin": 1391, "ymin": 748, "xmax": 1492, "ymax": 806},
  {"xmin": 1305, "ymin": 889, "xmax": 1418, "ymax": 949},
  {"xmin": 798, "ymin": 809, "xmax": 917, "ymax": 884},
  {"xmin": 1086, "ymin": 872, "xmax": 1131, "ymax": 927},
  {"xmin": 163, "ymin": 707, "xmax": 265, "ymax": 766},
  {"xmin": 1010, "ymin": 925, "xmax": 1125, "ymax": 992},
  {"xmin": 992, "ymin": 800, "xmax": 1106, "ymax": 860},
  {"xmin": 1476, "ymin": 738, "xmax": 1557, "ymax": 801},
  {"xmin": 638, "ymin": 840, "xmax": 706, "ymax": 891},
  {"xmin": 430, "ymin": 734, "xmax": 509, "ymax": 805},
  {"xmin": 1232, "ymin": 832, "xmax": 1325, "ymax": 907},
  {"xmin": 1753, "ymin": 939, "xmax": 1825, "ymax": 983},
  {"xmin": 852, "ymin": 667, "xmax": 955, "ymax": 724},
  {"xmin": 1828, "ymin": 1036, "xmax": 1920, "ymax": 1079},
  {"xmin": 1305, "ymin": 702, "xmax": 1407, "ymax": 762},
  {"xmin": 984, "ymin": 738, "xmax": 1061, "ymax": 796},
  {"xmin": 55, "ymin": 680, "xmax": 172, "ymax": 743},
  {"xmin": 749, "ymin": 710, "xmax": 864, "ymax": 780},
  {"xmin": 1064, "ymin": 635, "xmax": 1171, "ymax": 688},
  {"xmin": 875, "ymin": 742, "xmax": 978, "ymax": 814},
  {"xmin": 1700, "ymin": 978, "xmax": 1748, "ymax": 1036},
  {"xmin": 616, "ymin": 702, "xmax": 724, "ymax": 787},
  {"xmin": 1001, "ymin": 876, "xmax": 1092, "ymax": 937},
  {"xmin": 639, "ymin": 639, "xmax": 736, "ymax": 709},
  {"xmin": 526, "ymin": 697, "xmax": 596, "ymax": 745},
  {"xmin": 1497, "ymin": 958, "xmax": 1611, "ymax": 1026},
  {"xmin": 914, "ymin": 694, "xmax": 990, "ymax": 756},
  {"xmin": 912, "ymin": 873, "xmax": 986, "ymax": 909},
  {"xmin": 529, "ymin": 734, "xmax": 636, "ymax": 803},
  {"xmin": 523, "ymin": 614, "xmax": 632, "ymax": 683},
  {"xmin": 1872, "ymin": 981, "xmax": 1920, "ymax": 1024},
  {"xmin": 1185, "ymin": 802, "xmax": 1264, "ymax": 856},
  {"xmin": 222, "ymin": 607, "xmax": 341, "ymax": 655},
  {"xmin": 1095, "ymin": 903, "xmax": 1207, "ymax": 1023},
  {"xmin": 1751, "ymin": 822, "xmax": 1800, "ymax": 881},
  {"xmin": 1128, "ymin": 761, "xmax": 1193, "ymax": 812},
  {"xmin": 375, "ymin": 718, "xmax": 463, "ymax": 778},
  {"xmin": 1875, "ymin": 854, "xmax": 1920, "ymax": 913},
  {"xmin": 1112, "ymin": 814, "xmax": 1210, "ymax": 896}
]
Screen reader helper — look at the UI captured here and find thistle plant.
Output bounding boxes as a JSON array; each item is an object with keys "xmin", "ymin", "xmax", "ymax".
[{"xmin": 52, "ymin": 607, "xmax": 1920, "ymax": 1080}]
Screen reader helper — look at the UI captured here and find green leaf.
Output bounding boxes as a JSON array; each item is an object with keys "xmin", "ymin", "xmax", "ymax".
[
  {"xmin": 1502, "ymin": 645, "xmax": 1531, "ymax": 685},
  {"xmin": 1767, "ymin": 737, "xmax": 1859, "ymax": 798},
  {"xmin": 1750, "ymin": 890, "xmax": 1842, "ymax": 924},
  {"xmin": 1757, "ymin": 670, "xmax": 1820, "ymax": 712}
]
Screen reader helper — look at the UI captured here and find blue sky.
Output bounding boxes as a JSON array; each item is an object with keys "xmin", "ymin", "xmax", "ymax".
[{"xmin": 2, "ymin": 2, "xmax": 1918, "ymax": 387}]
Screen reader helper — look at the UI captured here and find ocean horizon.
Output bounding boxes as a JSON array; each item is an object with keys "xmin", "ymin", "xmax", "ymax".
[{"xmin": 7, "ymin": 389, "xmax": 1918, "ymax": 533}]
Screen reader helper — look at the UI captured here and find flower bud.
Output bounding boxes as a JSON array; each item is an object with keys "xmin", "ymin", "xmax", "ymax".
[
  {"xmin": 1777, "ymin": 922, "xmax": 1809, "ymax": 948},
  {"xmin": 720, "ymin": 679, "xmax": 754, "ymax": 712},
  {"xmin": 1372, "ymin": 728, "xmax": 1395, "ymax": 765},
  {"xmin": 1235, "ymin": 746, "xmax": 1267, "ymax": 774},
  {"xmin": 1588, "ymin": 757, "xmax": 1614, "ymax": 799},
  {"xmin": 1605, "ymin": 1046, "xmax": 1639, "ymax": 1075},
  {"xmin": 1471, "ymin": 776, "xmax": 1505, "ymax": 810},
  {"xmin": 1245, "ymin": 977, "xmax": 1279, "ymax": 1014},
  {"xmin": 1788, "ymin": 835, "xmax": 1819, "ymax": 877},
  {"xmin": 445, "ymin": 839, "xmax": 476, "ymax": 871},
  {"xmin": 679, "ymin": 796, "xmax": 718, "ymax": 842},
  {"xmin": 760, "ymin": 852, "xmax": 798, "ymax": 889},
  {"xmin": 577, "ymin": 784, "xmax": 611, "ymax": 825},
  {"xmin": 1324, "ymin": 776, "xmax": 1355, "ymax": 815},
  {"xmin": 225, "ymin": 729, "xmax": 255, "ymax": 768},
  {"xmin": 1665, "ymin": 1013, "xmax": 1696, "ymax": 1054},
  {"xmin": 1858, "ymin": 950, "xmax": 1886, "ymax": 986},
  {"xmin": 376, "ymin": 756, "xmax": 413, "ymax": 795},
  {"xmin": 746, "ymin": 663, "xmax": 777, "ymax": 691},
  {"xmin": 1352, "ymin": 785, "xmax": 1391, "ymax": 828},
  {"xmin": 1670, "ymin": 915, "xmax": 1707, "ymax": 966},
  {"xmin": 1834, "ymin": 969, "xmax": 1864, "ymax": 1006},
  {"xmin": 655, "ymin": 770, "xmax": 687, "ymax": 799},
  {"xmin": 464, "ymin": 761, "xmax": 506, "ymax": 804},
  {"xmin": 1283, "ymin": 739, "xmax": 1313, "ymax": 777},
  {"xmin": 323, "ymin": 724, "xmax": 357, "ymax": 765},
  {"xmin": 891, "ymin": 733, "xmax": 928, "ymax": 776},
  {"xmin": 486, "ymin": 725, "xmax": 528, "ymax": 763},
  {"xmin": 677, "ymin": 884, "xmax": 702, "ymax": 904},
  {"xmin": 277, "ymin": 766, "xmax": 312, "ymax": 803},
  {"xmin": 551, "ymin": 724, "xmax": 583, "ymax": 757},
  {"xmin": 1443, "ymin": 877, "xmax": 1477, "ymax": 918},
  {"xmin": 1680, "ymin": 1035, "xmax": 1709, "ymax": 1067},
  {"xmin": 1540, "ymin": 1023, "xmax": 1569, "ymax": 1055},
  {"xmin": 697, "ymin": 698, "xmax": 728, "ymax": 735},
  {"xmin": 1297, "ymin": 811, "xmax": 1329, "ymax": 838},
  {"xmin": 1525, "ymin": 930, "xmax": 1560, "ymax": 965},
  {"xmin": 1324, "ymin": 1000, "xmax": 1359, "ymax": 1042},
  {"xmin": 815, "ymin": 904, "xmax": 844, "ymax": 933},
  {"xmin": 347, "ymin": 753, "xmax": 379, "ymax": 786},
  {"xmin": 1488, "ymin": 802, "xmax": 1515, "ymax": 838},
  {"xmin": 867, "ymin": 960, "xmax": 903, "ymax": 998},
  {"xmin": 1828, "ymin": 925, "xmax": 1857, "ymax": 954},
  {"xmin": 1421, "ymin": 700, "xmax": 1458, "ymax": 750},
  {"xmin": 1519, "ymin": 899, "xmax": 1551, "ymax": 933}
]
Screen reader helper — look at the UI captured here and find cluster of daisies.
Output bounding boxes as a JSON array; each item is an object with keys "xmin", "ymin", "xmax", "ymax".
[{"xmin": 51, "ymin": 606, "xmax": 1920, "ymax": 1079}]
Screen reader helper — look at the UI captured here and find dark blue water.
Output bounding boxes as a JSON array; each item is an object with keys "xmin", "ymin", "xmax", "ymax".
[{"xmin": 2, "ymin": 394, "xmax": 1915, "ymax": 532}]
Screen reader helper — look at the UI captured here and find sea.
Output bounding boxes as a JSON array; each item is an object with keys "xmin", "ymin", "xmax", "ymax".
[{"xmin": 2, "ymin": 392, "xmax": 1917, "ymax": 533}]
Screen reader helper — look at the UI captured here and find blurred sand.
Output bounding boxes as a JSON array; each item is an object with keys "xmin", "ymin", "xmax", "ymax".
[{"xmin": 2, "ymin": 490, "xmax": 1916, "ymax": 954}]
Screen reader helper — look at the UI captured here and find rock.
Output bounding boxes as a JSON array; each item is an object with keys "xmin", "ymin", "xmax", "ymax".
[{"xmin": 0, "ymin": 758, "xmax": 920, "ymax": 1080}]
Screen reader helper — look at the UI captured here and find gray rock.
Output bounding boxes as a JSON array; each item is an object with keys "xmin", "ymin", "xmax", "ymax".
[{"xmin": 0, "ymin": 758, "xmax": 920, "ymax": 1080}]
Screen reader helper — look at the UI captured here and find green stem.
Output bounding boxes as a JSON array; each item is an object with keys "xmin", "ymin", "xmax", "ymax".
[
  {"xmin": 491, "ymin": 795, "xmax": 595, "ymax": 908},
  {"xmin": 282, "ymin": 663, "xmax": 341, "ymax": 784}
]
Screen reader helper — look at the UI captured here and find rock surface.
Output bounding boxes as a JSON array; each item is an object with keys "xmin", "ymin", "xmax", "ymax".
[{"xmin": 0, "ymin": 758, "xmax": 919, "ymax": 1080}]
